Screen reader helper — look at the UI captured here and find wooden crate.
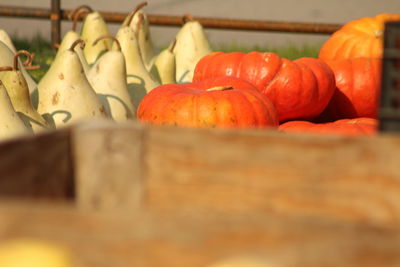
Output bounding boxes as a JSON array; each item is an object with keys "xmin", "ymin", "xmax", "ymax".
[
  {"xmin": 3, "ymin": 120, "xmax": 400, "ymax": 225},
  {"xmin": 1, "ymin": 120, "xmax": 400, "ymax": 266},
  {"xmin": 1, "ymin": 199, "xmax": 400, "ymax": 267}
]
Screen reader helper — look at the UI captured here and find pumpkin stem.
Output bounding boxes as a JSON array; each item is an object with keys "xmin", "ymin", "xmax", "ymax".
[
  {"xmin": 206, "ymin": 86, "xmax": 234, "ymax": 91},
  {"xmin": 373, "ymin": 29, "xmax": 383, "ymax": 38}
]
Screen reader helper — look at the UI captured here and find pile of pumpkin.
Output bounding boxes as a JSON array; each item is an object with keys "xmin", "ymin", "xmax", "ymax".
[
  {"xmin": 0, "ymin": 2, "xmax": 398, "ymax": 141},
  {"xmin": 139, "ymin": 13, "xmax": 400, "ymax": 137}
]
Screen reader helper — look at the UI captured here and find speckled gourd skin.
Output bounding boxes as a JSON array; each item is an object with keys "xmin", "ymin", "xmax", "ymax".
[
  {"xmin": 115, "ymin": 26, "xmax": 160, "ymax": 108},
  {"xmin": 0, "ymin": 70, "xmax": 50, "ymax": 132},
  {"xmin": 173, "ymin": 20, "xmax": 212, "ymax": 83},
  {"xmin": 128, "ymin": 9, "xmax": 156, "ymax": 70},
  {"xmin": 57, "ymin": 31, "xmax": 90, "ymax": 75},
  {"xmin": 0, "ymin": 42, "xmax": 37, "ymax": 98},
  {"xmin": 80, "ymin": 12, "xmax": 112, "ymax": 65},
  {"xmin": 0, "ymin": 81, "xmax": 31, "ymax": 139},
  {"xmin": 87, "ymin": 50, "xmax": 136, "ymax": 121},
  {"xmin": 37, "ymin": 49, "xmax": 108, "ymax": 127}
]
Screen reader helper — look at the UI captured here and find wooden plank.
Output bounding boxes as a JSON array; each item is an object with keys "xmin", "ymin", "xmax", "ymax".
[
  {"xmin": 70, "ymin": 121, "xmax": 400, "ymax": 227},
  {"xmin": 0, "ymin": 200, "xmax": 399, "ymax": 267},
  {"xmin": 71, "ymin": 120, "xmax": 144, "ymax": 211},
  {"xmin": 0, "ymin": 127, "xmax": 73, "ymax": 199},
  {"xmin": 142, "ymin": 124, "xmax": 400, "ymax": 226}
]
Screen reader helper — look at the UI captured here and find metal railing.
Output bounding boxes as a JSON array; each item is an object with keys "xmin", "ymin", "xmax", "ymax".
[
  {"xmin": 379, "ymin": 21, "xmax": 400, "ymax": 132},
  {"xmin": 0, "ymin": 0, "xmax": 342, "ymax": 48}
]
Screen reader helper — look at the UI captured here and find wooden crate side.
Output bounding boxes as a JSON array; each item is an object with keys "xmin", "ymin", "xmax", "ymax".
[
  {"xmin": 0, "ymin": 200, "xmax": 399, "ymax": 267},
  {"xmin": 69, "ymin": 121, "xmax": 400, "ymax": 226},
  {"xmin": 142, "ymin": 125, "xmax": 400, "ymax": 226},
  {"xmin": 71, "ymin": 120, "xmax": 145, "ymax": 211},
  {"xmin": 0, "ymin": 128, "xmax": 74, "ymax": 199}
]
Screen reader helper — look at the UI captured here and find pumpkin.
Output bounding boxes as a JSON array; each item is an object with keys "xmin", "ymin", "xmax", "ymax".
[
  {"xmin": 137, "ymin": 76, "xmax": 278, "ymax": 129},
  {"xmin": 317, "ymin": 57, "xmax": 382, "ymax": 121},
  {"xmin": 279, "ymin": 118, "xmax": 378, "ymax": 136},
  {"xmin": 193, "ymin": 52, "xmax": 336, "ymax": 122},
  {"xmin": 319, "ymin": 13, "xmax": 400, "ymax": 61}
]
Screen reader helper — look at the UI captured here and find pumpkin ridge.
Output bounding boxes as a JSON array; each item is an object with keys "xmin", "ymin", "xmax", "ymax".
[
  {"xmin": 225, "ymin": 90, "xmax": 247, "ymax": 127},
  {"xmin": 262, "ymin": 55, "xmax": 284, "ymax": 96},
  {"xmin": 261, "ymin": 53, "xmax": 283, "ymax": 93},
  {"xmin": 244, "ymin": 90, "xmax": 266, "ymax": 126},
  {"xmin": 192, "ymin": 94, "xmax": 199, "ymax": 127},
  {"xmin": 247, "ymin": 89, "xmax": 277, "ymax": 126},
  {"xmin": 296, "ymin": 60, "xmax": 320, "ymax": 116}
]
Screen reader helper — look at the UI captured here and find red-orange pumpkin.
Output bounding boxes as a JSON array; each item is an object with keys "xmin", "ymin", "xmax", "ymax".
[
  {"xmin": 318, "ymin": 58, "xmax": 382, "ymax": 121},
  {"xmin": 279, "ymin": 118, "xmax": 378, "ymax": 136},
  {"xmin": 319, "ymin": 13, "xmax": 400, "ymax": 61},
  {"xmin": 137, "ymin": 77, "xmax": 278, "ymax": 129},
  {"xmin": 193, "ymin": 52, "xmax": 336, "ymax": 122}
]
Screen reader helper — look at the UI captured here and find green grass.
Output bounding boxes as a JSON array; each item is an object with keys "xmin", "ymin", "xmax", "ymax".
[
  {"xmin": 12, "ymin": 34, "xmax": 55, "ymax": 83},
  {"xmin": 211, "ymin": 42, "xmax": 321, "ymax": 59},
  {"xmin": 12, "ymin": 35, "xmax": 321, "ymax": 82}
]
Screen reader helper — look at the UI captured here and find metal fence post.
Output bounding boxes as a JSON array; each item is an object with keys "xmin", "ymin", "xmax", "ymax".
[
  {"xmin": 379, "ymin": 21, "xmax": 400, "ymax": 132},
  {"xmin": 50, "ymin": 0, "xmax": 61, "ymax": 48}
]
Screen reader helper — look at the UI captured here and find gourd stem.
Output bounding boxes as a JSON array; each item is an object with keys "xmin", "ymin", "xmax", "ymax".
[
  {"xmin": 169, "ymin": 39, "xmax": 177, "ymax": 53},
  {"xmin": 69, "ymin": 5, "xmax": 93, "ymax": 20},
  {"xmin": 72, "ymin": 9, "xmax": 90, "ymax": 31},
  {"xmin": 205, "ymin": 86, "xmax": 234, "ymax": 92},
  {"xmin": 69, "ymin": 39, "xmax": 85, "ymax": 51},
  {"xmin": 13, "ymin": 50, "xmax": 32, "ymax": 70},
  {"xmin": 93, "ymin": 34, "xmax": 121, "ymax": 51},
  {"xmin": 182, "ymin": 14, "xmax": 194, "ymax": 24},
  {"xmin": 0, "ymin": 50, "xmax": 39, "ymax": 71},
  {"xmin": 125, "ymin": 1, "xmax": 148, "ymax": 26}
]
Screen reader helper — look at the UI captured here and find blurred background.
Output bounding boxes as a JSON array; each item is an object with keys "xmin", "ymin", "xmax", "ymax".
[{"xmin": 1, "ymin": 0, "xmax": 400, "ymax": 49}]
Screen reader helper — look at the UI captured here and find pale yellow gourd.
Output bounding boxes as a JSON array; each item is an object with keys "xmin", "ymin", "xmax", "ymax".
[
  {"xmin": 0, "ymin": 41, "xmax": 38, "ymax": 99},
  {"xmin": 38, "ymin": 40, "xmax": 109, "ymax": 128},
  {"xmin": 0, "ymin": 50, "xmax": 51, "ymax": 133},
  {"xmin": 77, "ymin": 5, "xmax": 112, "ymax": 65},
  {"xmin": 122, "ymin": 2, "xmax": 156, "ymax": 70},
  {"xmin": 0, "ymin": 29, "xmax": 17, "ymax": 53},
  {"xmin": 173, "ymin": 15, "xmax": 212, "ymax": 83},
  {"xmin": 149, "ymin": 39, "xmax": 176, "ymax": 84},
  {"xmin": 87, "ymin": 35, "xmax": 135, "ymax": 121},
  {"xmin": 114, "ymin": 25, "xmax": 160, "ymax": 108},
  {"xmin": 0, "ymin": 80, "xmax": 31, "ymax": 140},
  {"xmin": 0, "ymin": 238, "xmax": 78, "ymax": 267}
]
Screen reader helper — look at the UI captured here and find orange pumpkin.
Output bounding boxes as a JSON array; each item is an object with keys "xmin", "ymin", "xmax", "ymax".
[
  {"xmin": 318, "ymin": 57, "xmax": 382, "ymax": 120},
  {"xmin": 319, "ymin": 13, "xmax": 400, "ymax": 61},
  {"xmin": 193, "ymin": 52, "xmax": 336, "ymax": 123},
  {"xmin": 279, "ymin": 118, "xmax": 378, "ymax": 136},
  {"xmin": 137, "ymin": 77, "xmax": 278, "ymax": 129}
]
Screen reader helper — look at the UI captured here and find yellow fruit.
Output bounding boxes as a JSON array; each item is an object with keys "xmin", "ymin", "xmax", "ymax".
[{"xmin": 0, "ymin": 238, "xmax": 74, "ymax": 267}]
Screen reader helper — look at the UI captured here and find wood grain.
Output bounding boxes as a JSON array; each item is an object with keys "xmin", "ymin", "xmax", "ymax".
[
  {"xmin": 0, "ymin": 200, "xmax": 400, "ymax": 267},
  {"xmin": 2, "ymin": 119, "xmax": 400, "ymax": 228},
  {"xmin": 72, "ymin": 120, "xmax": 145, "ymax": 211},
  {"xmin": 0, "ymin": 127, "xmax": 73, "ymax": 200},
  {"xmin": 143, "ymin": 125, "xmax": 400, "ymax": 226}
]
